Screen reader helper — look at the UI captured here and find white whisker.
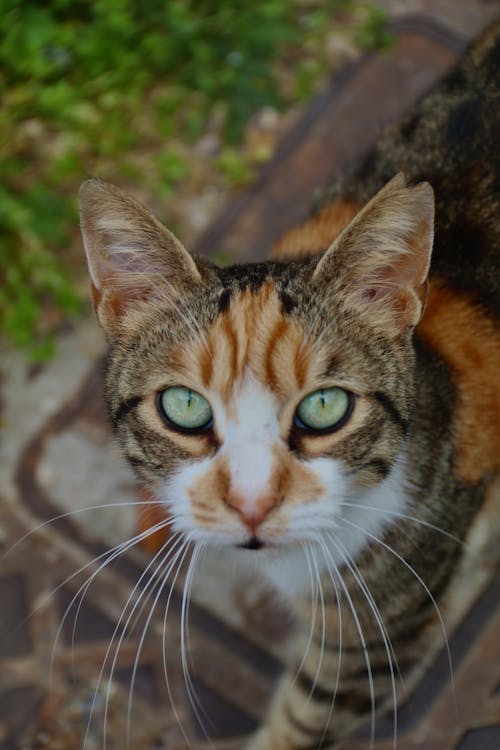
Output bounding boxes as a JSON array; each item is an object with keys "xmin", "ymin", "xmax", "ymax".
[
  {"xmin": 2, "ymin": 500, "xmax": 168, "ymax": 561},
  {"xmin": 180, "ymin": 543, "xmax": 211, "ymax": 741},
  {"xmin": 293, "ymin": 543, "xmax": 319, "ymax": 686},
  {"xmin": 339, "ymin": 516, "xmax": 457, "ymax": 711},
  {"xmin": 82, "ymin": 531, "xmax": 182, "ymax": 750},
  {"xmin": 317, "ymin": 535, "xmax": 376, "ymax": 748},
  {"xmin": 124, "ymin": 534, "xmax": 192, "ymax": 749},
  {"xmin": 160, "ymin": 539, "xmax": 198, "ymax": 750},
  {"xmin": 338, "ymin": 501, "xmax": 465, "ymax": 547},
  {"xmin": 328, "ymin": 533, "xmax": 399, "ymax": 750},
  {"xmin": 312, "ymin": 534, "xmax": 343, "ymax": 747},
  {"xmin": 49, "ymin": 517, "xmax": 173, "ymax": 688},
  {"xmin": 307, "ymin": 545, "xmax": 327, "ymax": 703}
]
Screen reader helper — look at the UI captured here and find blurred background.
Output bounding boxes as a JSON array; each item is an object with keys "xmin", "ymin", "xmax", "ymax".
[
  {"xmin": 1, "ymin": 2, "xmax": 499, "ymax": 749},
  {"xmin": 1, "ymin": 0, "xmax": 391, "ymax": 362}
]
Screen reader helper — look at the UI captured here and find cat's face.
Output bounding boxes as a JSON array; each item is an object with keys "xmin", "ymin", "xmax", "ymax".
[{"xmin": 79, "ymin": 175, "xmax": 434, "ymax": 557}]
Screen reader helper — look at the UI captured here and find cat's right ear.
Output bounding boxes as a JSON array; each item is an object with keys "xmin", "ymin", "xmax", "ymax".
[{"xmin": 79, "ymin": 179, "xmax": 201, "ymax": 336}]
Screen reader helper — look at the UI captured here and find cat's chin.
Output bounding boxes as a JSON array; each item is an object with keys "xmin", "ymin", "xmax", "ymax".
[{"xmin": 240, "ymin": 539, "xmax": 319, "ymax": 598}]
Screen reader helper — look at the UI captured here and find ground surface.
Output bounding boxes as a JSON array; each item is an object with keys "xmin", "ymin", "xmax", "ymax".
[{"xmin": 1, "ymin": 2, "xmax": 500, "ymax": 749}]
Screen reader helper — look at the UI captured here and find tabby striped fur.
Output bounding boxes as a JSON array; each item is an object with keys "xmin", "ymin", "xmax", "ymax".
[{"xmin": 80, "ymin": 19, "xmax": 500, "ymax": 750}]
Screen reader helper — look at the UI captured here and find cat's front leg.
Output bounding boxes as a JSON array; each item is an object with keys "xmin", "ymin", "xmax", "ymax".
[
  {"xmin": 244, "ymin": 669, "xmax": 351, "ymax": 750},
  {"xmin": 244, "ymin": 675, "xmax": 335, "ymax": 750}
]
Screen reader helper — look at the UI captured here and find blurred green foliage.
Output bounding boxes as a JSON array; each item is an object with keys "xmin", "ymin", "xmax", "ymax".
[{"xmin": 0, "ymin": 0, "xmax": 390, "ymax": 360}]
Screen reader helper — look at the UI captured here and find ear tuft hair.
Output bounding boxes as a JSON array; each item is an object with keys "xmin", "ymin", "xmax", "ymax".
[
  {"xmin": 313, "ymin": 173, "xmax": 435, "ymax": 335},
  {"xmin": 79, "ymin": 180, "xmax": 201, "ymax": 336}
]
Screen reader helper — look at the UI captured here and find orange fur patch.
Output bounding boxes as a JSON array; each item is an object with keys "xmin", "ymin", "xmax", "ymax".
[
  {"xmin": 188, "ymin": 458, "xmax": 232, "ymax": 529},
  {"xmin": 272, "ymin": 200, "xmax": 362, "ymax": 260},
  {"xmin": 187, "ymin": 444, "xmax": 325, "ymax": 534},
  {"xmin": 137, "ymin": 485, "xmax": 172, "ymax": 553},
  {"xmin": 417, "ymin": 281, "xmax": 500, "ymax": 484},
  {"xmin": 276, "ymin": 446, "xmax": 326, "ymax": 506}
]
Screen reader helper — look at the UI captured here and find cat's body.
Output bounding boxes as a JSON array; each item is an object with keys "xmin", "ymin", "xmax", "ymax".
[{"xmin": 79, "ymin": 19, "xmax": 499, "ymax": 750}]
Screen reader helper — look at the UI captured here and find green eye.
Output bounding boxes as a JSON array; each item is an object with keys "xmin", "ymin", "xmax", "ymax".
[
  {"xmin": 158, "ymin": 387, "xmax": 212, "ymax": 431},
  {"xmin": 295, "ymin": 387, "xmax": 352, "ymax": 431}
]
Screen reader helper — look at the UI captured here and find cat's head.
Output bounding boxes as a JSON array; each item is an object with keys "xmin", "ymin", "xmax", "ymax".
[{"xmin": 79, "ymin": 175, "xmax": 434, "ymax": 556}]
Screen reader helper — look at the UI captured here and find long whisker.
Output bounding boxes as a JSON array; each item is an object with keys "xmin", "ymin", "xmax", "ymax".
[
  {"xmin": 125, "ymin": 532, "xmax": 187, "ymax": 640},
  {"xmin": 126, "ymin": 535, "xmax": 195, "ymax": 750},
  {"xmin": 332, "ymin": 536, "xmax": 401, "ymax": 681},
  {"xmin": 49, "ymin": 517, "xmax": 174, "ymax": 686},
  {"xmin": 2, "ymin": 500, "xmax": 168, "ymax": 560},
  {"xmin": 186, "ymin": 544, "xmax": 205, "ymax": 674},
  {"xmin": 293, "ymin": 543, "xmax": 319, "ymax": 687},
  {"xmin": 161, "ymin": 538, "xmax": 197, "ymax": 750},
  {"xmin": 81, "ymin": 531, "xmax": 182, "ymax": 750},
  {"xmin": 329, "ymin": 533, "xmax": 399, "ymax": 750},
  {"xmin": 337, "ymin": 501, "xmax": 465, "ymax": 547},
  {"xmin": 120, "ymin": 542, "xmax": 183, "ymax": 748},
  {"xmin": 69, "ymin": 522, "xmax": 174, "ymax": 662},
  {"xmin": 339, "ymin": 516, "xmax": 457, "ymax": 710},
  {"xmin": 120, "ymin": 534, "xmax": 188, "ymax": 748},
  {"xmin": 316, "ymin": 535, "xmax": 376, "ymax": 748},
  {"xmin": 311, "ymin": 534, "xmax": 343, "ymax": 748},
  {"xmin": 307, "ymin": 544, "xmax": 327, "ymax": 703},
  {"xmin": 180, "ymin": 543, "xmax": 211, "ymax": 740}
]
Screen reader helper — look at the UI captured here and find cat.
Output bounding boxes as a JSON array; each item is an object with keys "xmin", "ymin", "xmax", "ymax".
[{"xmin": 79, "ymin": 18, "xmax": 500, "ymax": 750}]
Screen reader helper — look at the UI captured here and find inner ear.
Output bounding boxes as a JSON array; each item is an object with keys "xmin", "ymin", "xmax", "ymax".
[
  {"xmin": 313, "ymin": 174, "xmax": 435, "ymax": 334},
  {"xmin": 79, "ymin": 179, "xmax": 202, "ymax": 335}
]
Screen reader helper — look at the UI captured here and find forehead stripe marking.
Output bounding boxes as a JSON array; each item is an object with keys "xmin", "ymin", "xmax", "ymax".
[
  {"xmin": 280, "ymin": 289, "xmax": 296, "ymax": 314},
  {"xmin": 221, "ymin": 314, "xmax": 240, "ymax": 387},
  {"xmin": 218, "ymin": 288, "xmax": 232, "ymax": 313},
  {"xmin": 294, "ymin": 339, "xmax": 309, "ymax": 390},
  {"xmin": 265, "ymin": 317, "xmax": 289, "ymax": 391},
  {"xmin": 200, "ymin": 338, "xmax": 214, "ymax": 387}
]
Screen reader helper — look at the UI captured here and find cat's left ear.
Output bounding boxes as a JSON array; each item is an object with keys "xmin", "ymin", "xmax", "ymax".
[
  {"xmin": 79, "ymin": 179, "xmax": 202, "ymax": 336},
  {"xmin": 313, "ymin": 173, "xmax": 434, "ymax": 336}
]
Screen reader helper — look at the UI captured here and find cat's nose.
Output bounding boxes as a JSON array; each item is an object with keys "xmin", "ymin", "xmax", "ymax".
[{"xmin": 223, "ymin": 491, "xmax": 281, "ymax": 532}]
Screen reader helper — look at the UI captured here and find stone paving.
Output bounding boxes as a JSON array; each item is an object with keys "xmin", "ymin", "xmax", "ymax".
[{"xmin": 1, "ymin": 3, "xmax": 499, "ymax": 749}]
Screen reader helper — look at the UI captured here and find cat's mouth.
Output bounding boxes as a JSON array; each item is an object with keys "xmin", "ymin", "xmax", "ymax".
[{"xmin": 238, "ymin": 535, "xmax": 264, "ymax": 551}]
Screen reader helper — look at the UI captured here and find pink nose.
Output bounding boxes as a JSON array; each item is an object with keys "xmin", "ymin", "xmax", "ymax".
[{"xmin": 223, "ymin": 491, "xmax": 281, "ymax": 532}]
